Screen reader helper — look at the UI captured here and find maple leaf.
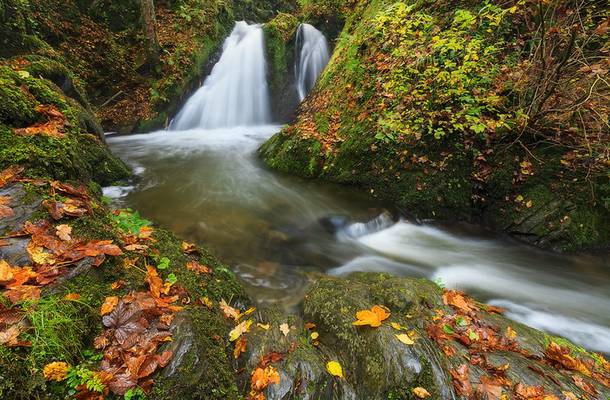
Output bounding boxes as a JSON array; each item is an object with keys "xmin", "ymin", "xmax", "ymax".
[
  {"xmin": 572, "ymin": 375, "xmax": 598, "ymax": 396},
  {"xmin": 0, "ymin": 195, "xmax": 13, "ymax": 218},
  {"xmin": 14, "ymin": 105, "xmax": 67, "ymax": 138},
  {"xmin": 412, "ymin": 387, "xmax": 431, "ymax": 398},
  {"xmin": 219, "ymin": 299, "xmax": 240, "ymax": 320},
  {"xmin": 326, "ymin": 361, "xmax": 343, "ymax": 378},
  {"xmin": 545, "ymin": 342, "xmax": 591, "ymax": 376},
  {"xmin": 186, "ymin": 260, "xmax": 211, "ymax": 275},
  {"xmin": 5, "ymin": 285, "xmax": 41, "ymax": 304},
  {"xmin": 145, "ymin": 266, "xmax": 166, "ymax": 298},
  {"xmin": 251, "ymin": 365, "xmax": 281, "ymax": 391},
  {"xmin": 0, "ymin": 166, "xmax": 24, "ymax": 188},
  {"xmin": 450, "ymin": 364, "xmax": 473, "ymax": 397},
  {"xmin": 443, "ymin": 290, "xmax": 479, "ymax": 314},
  {"xmin": 229, "ymin": 319, "xmax": 252, "ymax": 341},
  {"xmin": 0, "ymin": 259, "xmax": 15, "ymax": 283},
  {"xmin": 352, "ymin": 305, "xmax": 390, "ymax": 327},
  {"xmin": 234, "ymin": 336, "xmax": 247, "ymax": 359},
  {"xmin": 100, "ymin": 296, "xmax": 119, "ymax": 315},
  {"xmin": 102, "ymin": 301, "xmax": 144, "ymax": 345}
]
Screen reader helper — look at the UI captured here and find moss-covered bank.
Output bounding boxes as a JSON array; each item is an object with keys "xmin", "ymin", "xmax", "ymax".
[{"xmin": 260, "ymin": 0, "xmax": 610, "ymax": 252}]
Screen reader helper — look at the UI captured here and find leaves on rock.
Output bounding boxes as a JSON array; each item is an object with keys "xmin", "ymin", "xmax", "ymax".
[
  {"xmin": 352, "ymin": 305, "xmax": 390, "ymax": 327},
  {"xmin": 326, "ymin": 360, "xmax": 343, "ymax": 378}
]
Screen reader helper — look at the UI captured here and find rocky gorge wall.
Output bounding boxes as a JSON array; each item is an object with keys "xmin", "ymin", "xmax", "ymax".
[{"xmin": 260, "ymin": 0, "xmax": 610, "ymax": 252}]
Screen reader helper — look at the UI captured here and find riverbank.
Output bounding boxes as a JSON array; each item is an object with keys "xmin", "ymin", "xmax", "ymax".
[{"xmin": 260, "ymin": 0, "xmax": 610, "ymax": 252}]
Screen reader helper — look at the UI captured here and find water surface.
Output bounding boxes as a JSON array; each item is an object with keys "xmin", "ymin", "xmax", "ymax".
[{"xmin": 107, "ymin": 126, "xmax": 610, "ymax": 353}]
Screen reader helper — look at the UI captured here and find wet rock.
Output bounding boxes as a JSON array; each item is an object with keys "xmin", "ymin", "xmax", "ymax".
[
  {"xmin": 318, "ymin": 214, "xmax": 350, "ymax": 234},
  {"xmin": 244, "ymin": 273, "xmax": 610, "ymax": 400},
  {"xmin": 0, "ymin": 183, "xmax": 41, "ymax": 234}
]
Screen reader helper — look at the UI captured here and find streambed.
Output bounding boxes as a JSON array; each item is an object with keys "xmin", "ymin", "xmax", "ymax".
[{"xmin": 107, "ymin": 125, "xmax": 610, "ymax": 354}]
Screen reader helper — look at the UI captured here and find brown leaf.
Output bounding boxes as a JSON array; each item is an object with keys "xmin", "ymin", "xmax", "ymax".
[
  {"xmin": 5, "ymin": 285, "xmax": 41, "ymax": 304},
  {"xmin": 14, "ymin": 105, "xmax": 67, "ymax": 138},
  {"xmin": 450, "ymin": 364, "xmax": 473, "ymax": 397},
  {"xmin": 186, "ymin": 260, "xmax": 211, "ymax": 275},
  {"xmin": 0, "ymin": 166, "xmax": 24, "ymax": 188},
  {"xmin": 572, "ymin": 375, "xmax": 598, "ymax": 396}
]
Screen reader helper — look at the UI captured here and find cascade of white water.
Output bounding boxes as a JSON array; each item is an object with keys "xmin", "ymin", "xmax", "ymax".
[
  {"xmin": 170, "ymin": 21, "xmax": 272, "ymax": 130},
  {"xmin": 295, "ymin": 24, "xmax": 330, "ymax": 101}
]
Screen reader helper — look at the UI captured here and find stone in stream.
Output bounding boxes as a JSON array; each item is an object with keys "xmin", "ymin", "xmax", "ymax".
[{"xmin": 239, "ymin": 273, "xmax": 610, "ymax": 400}]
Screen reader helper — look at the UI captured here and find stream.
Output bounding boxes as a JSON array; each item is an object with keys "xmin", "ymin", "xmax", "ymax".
[{"xmin": 105, "ymin": 22, "xmax": 610, "ymax": 354}]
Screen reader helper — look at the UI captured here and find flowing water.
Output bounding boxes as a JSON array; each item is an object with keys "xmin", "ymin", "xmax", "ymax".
[
  {"xmin": 295, "ymin": 23, "xmax": 330, "ymax": 101},
  {"xmin": 106, "ymin": 22, "xmax": 610, "ymax": 353},
  {"xmin": 170, "ymin": 22, "xmax": 271, "ymax": 130}
]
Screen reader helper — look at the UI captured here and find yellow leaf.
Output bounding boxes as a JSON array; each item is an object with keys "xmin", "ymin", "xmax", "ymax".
[
  {"xmin": 257, "ymin": 323, "xmax": 270, "ymax": 330},
  {"xmin": 229, "ymin": 319, "xmax": 252, "ymax": 341},
  {"xmin": 395, "ymin": 333, "xmax": 415, "ymax": 345},
  {"xmin": 326, "ymin": 361, "xmax": 343, "ymax": 378},
  {"xmin": 505, "ymin": 326, "xmax": 517, "ymax": 339},
  {"xmin": 43, "ymin": 361, "xmax": 69, "ymax": 382},
  {"xmin": 236, "ymin": 307, "xmax": 256, "ymax": 321},
  {"xmin": 233, "ymin": 337, "xmax": 247, "ymax": 359},
  {"xmin": 311, "ymin": 332, "xmax": 319, "ymax": 340},
  {"xmin": 412, "ymin": 387, "xmax": 431, "ymax": 398},
  {"xmin": 352, "ymin": 305, "xmax": 390, "ymax": 327},
  {"xmin": 526, "ymin": 200, "xmax": 533, "ymax": 208},
  {"xmin": 202, "ymin": 296, "xmax": 213, "ymax": 309},
  {"xmin": 279, "ymin": 323, "xmax": 290, "ymax": 336},
  {"xmin": 100, "ymin": 296, "xmax": 119, "ymax": 315},
  {"xmin": 0, "ymin": 260, "xmax": 15, "ymax": 283},
  {"xmin": 391, "ymin": 322, "xmax": 402, "ymax": 330}
]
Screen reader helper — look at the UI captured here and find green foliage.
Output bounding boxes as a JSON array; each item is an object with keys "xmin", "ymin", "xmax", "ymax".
[
  {"xmin": 125, "ymin": 387, "xmax": 147, "ymax": 400},
  {"xmin": 66, "ymin": 366, "xmax": 104, "ymax": 394},
  {"xmin": 23, "ymin": 297, "xmax": 90, "ymax": 364},
  {"xmin": 111, "ymin": 209, "xmax": 152, "ymax": 235}
]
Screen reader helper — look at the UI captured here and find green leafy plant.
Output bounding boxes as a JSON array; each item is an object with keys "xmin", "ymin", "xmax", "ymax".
[
  {"xmin": 66, "ymin": 366, "xmax": 104, "ymax": 394},
  {"xmin": 111, "ymin": 209, "xmax": 151, "ymax": 235}
]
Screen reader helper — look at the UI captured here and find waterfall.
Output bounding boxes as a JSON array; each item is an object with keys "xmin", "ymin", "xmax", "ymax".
[
  {"xmin": 170, "ymin": 21, "xmax": 272, "ymax": 130},
  {"xmin": 295, "ymin": 24, "xmax": 330, "ymax": 101}
]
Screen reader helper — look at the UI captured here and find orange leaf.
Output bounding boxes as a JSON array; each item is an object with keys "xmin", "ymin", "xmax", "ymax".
[
  {"xmin": 64, "ymin": 293, "xmax": 81, "ymax": 301},
  {"xmin": 186, "ymin": 260, "xmax": 211, "ymax": 275},
  {"xmin": 220, "ymin": 299, "xmax": 241, "ymax": 320},
  {"xmin": 100, "ymin": 296, "xmax": 119, "ymax": 315},
  {"xmin": 234, "ymin": 337, "xmax": 247, "ymax": 359},
  {"xmin": 352, "ymin": 305, "xmax": 390, "ymax": 327}
]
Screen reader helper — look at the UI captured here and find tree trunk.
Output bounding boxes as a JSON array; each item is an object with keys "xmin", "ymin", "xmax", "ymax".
[{"xmin": 140, "ymin": 0, "xmax": 160, "ymax": 70}]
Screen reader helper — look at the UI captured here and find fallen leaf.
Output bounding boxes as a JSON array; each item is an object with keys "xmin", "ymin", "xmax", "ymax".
[
  {"xmin": 251, "ymin": 365, "xmax": 281, "ymax": 391},
  {"xmin": 326, "ymin": 361, "xmax": 343, "ymax": 378},
  {"xmin": 353, "ymin": 305, "xmax": 390, "ymax": 327},
  {"xmin": 229, "ymin": 319, "xmax": 253, "ymax": 341},
  {"xmin": 186, "ymin": 260, "xmax": 211, "ymax": 275},
  {"xmin": 201, "ymin": 296, "xmax": 213, "ymax": 308},
  {"xmin": 64, "ymin": 293, "xmax": 81, "ymax": 301},
  {"xmin": 395, "ymin": 333, "xmax": 415, "ymax": 345},
  {"xmin": 391, "ymin": 322, "xmax": 402, "ymax": 330},
  {"xmin": 413, "ymin": 387, "xmax": 431, "ymax": 398},
  {"xmin": 0, "ymin": 166, "xmax": 24, "ymax": 188},
  {"xmin": 55, "ymin": 224, "xmax": 72, "ymax": 241},
  {"xmin": 14, "ymin": 105, "xmax": 67, "ymax": 138},
  {"xmin": 304, "ymin": 322, "xmax": 316, "ymax": 330},
  {"xmin": 0, "ymin": 259, "xmax": 15, "ymax": 283},
  {"xmin": 220, "ymin": 299, "xmax": 240, "ymax": 320},
  {"xmin": 279, "ymin": 323, "xmax": 290, "ymax": 336},
  {"xmin": 572, "ymin": 375, "xmax": 597, "ymax": 396},
  {"xmin": 505, "ymin": 326, "xmax": 517, "ymax": 339},
  {"xmin": 181, "ymin": 241, "xmax": 198, "ymax": 254},
  {"xmin": 311, "ymin": 332, "xmax": 319, "ymax": 340},
  {"xmin": 42, "ymin": 361, "xmax": 69, "ymax": 381},
  {"xmin": 234, "ymin": 337, "xmax": 247, "ymax": 359},
  {"xmin": 101, "ymin": 296, "xmax": 119, "ymax": 315},
  {"xmin": 443, "ymin": 290, "xmax": 478, "ymax": 314},
  {"xmin": 257, "ymin": 323, "xmax": 270, "ymax": 330}
]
